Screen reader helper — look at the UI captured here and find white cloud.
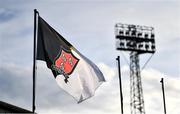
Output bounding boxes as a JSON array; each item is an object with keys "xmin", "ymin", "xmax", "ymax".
[
  {"xmin": 141, "ymin": 69, "xmax": 180, "ymax": 114},
  {"xmin": 98, "ymin": 62, "xmax": 116, "ymax": 81},
  {"xmin": 36, "ymin": 63, "xmax": 180, "ymax": 114},
  {"xmin": 0, "ymin": 62, "xmax": 179, "ymax": 114}
]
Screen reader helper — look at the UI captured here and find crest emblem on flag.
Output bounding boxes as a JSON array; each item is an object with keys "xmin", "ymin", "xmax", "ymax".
[{"xmin": 52, "ymin": 48, "xmax": 79, "ymax": 83}]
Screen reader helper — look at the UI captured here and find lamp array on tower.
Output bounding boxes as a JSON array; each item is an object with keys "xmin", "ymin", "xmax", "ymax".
[{"xmin": 115, "ymin": 23, "xmax": 155, "ymax": 54}]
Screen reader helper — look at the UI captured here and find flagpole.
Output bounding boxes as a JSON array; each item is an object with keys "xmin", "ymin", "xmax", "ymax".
[
  {"xmin": 116, "ymin": 56, "xmax": 124, "ymax": 114},
  {"xmin": 33, "ymin": 9, "xmax": 38, "ymax": 113},
  {"xmin": 160, "ymin": 78, "xmax": 167, "ymax": 114}
]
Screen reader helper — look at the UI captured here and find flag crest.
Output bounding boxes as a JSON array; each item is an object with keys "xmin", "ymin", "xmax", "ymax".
[{"xmin": 52, "ymin": 48, "xmax": 79, "ymax": 76}]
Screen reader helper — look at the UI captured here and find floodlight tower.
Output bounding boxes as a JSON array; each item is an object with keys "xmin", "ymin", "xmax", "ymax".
[{"xmin": 115, "ymin": 23, "xmax": 156, "ymax": 114}]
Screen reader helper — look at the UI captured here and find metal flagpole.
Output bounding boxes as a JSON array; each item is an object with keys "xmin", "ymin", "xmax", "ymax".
[
  {"xmin": 33, "ymin": 9, "xmax": 38, "ymax": 113},
  {"xmin": 160, "ymin": 78, "xmax": 167, "ymax": 114},
  {"xmin": 116, "ymin": 56, "xmax": 124, "ymax": 114}
]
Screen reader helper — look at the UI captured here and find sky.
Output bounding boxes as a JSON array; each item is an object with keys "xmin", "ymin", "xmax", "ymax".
[{"xmin": 0, "ymin": 0, "xmax": 180, "ymax": 114}]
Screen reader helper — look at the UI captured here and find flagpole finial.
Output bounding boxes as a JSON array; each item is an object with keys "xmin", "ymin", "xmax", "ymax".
[
  {"xmin": 116, "ymin": 56, "xmax": 120, "ymax": 60},
  {"xmin": 160, "ymin": 78, "xmax": 163, "ymax": 83},
  {"xmin": 34, "ymin": 9, "xmax": 39, "ymax": 14}
]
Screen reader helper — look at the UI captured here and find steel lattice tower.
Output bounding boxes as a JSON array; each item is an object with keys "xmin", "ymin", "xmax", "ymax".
[
  {"xmin": 130, "ymin": 52, "xmax": 145, "ymax": 114},
  {"xmin": 115, "ymin": 23, "xmax": 156, "ymax": 114}
]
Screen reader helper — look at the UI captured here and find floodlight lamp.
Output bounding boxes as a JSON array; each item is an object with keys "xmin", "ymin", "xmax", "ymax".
[
  {"xmin": 126, "ymin": 41, "xmax": 136, "ymax": 49},
  {"xmin": 144, "ymin": 33, "xmax": 149, "ymax": 38},
  {"xmin": 120, "ymin": 42, "xmax": 125, "ymax": 47},
  {"xmin": 151, "ymin": 45, "xmax": 155, "ymax": 50},
  {"xmin": 138, "ymin": 43, "xmax": 143, "ymax": 49},
  {"xmin": 132, "ymin": 30, "xmax": 136, "ymax": 36},
  {"xmin": 126, "ymin": 31, "xmax": 130, "ymax": 36},
  {"xmin": 145, "ymin": 44, "xmax": 149, "ymax": 50},
  {"xmin": 137, "ymin": 32, "xmax": 142, "ymax": 37},
  {"xmin": 119, "ymin": 30, "xmax": 124, "ymax": 35},
  {"xmin": 151, "ymin": 33, "xmax": 155, "ymax": 39}
]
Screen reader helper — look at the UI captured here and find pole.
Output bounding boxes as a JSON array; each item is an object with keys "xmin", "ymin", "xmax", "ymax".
[
  {"xmin": 160, "ymin": 78, "xmax": 166, "ymax": 114},
  {"xmin": 116, "ymin": 56, "xmax": 124, "ymax": 114},
  {"xmin": 33, "ymin": 9, "xmax": 38, "ymax": 113}
]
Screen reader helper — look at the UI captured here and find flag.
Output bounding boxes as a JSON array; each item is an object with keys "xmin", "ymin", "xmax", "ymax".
[{"xmin": 36, "ymin": 16, "xmax": 105, "ymax": 103}]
